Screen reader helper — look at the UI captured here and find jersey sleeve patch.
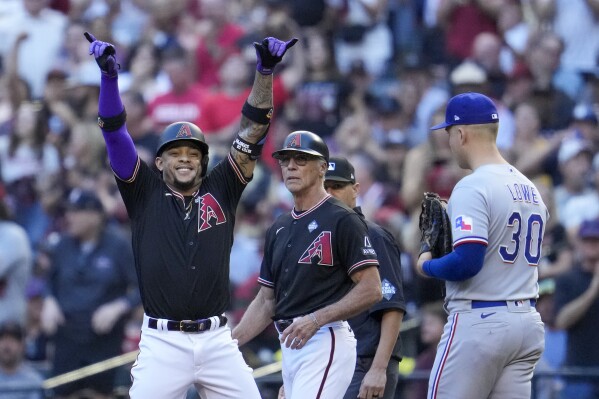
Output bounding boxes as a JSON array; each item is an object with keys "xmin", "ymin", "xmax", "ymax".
[
  {"xmin": 381, "ymin": 278, "xmax": 396, "ymax": 300},
  {"xmin": 227, "ymin": 153, "xmax": 250, "ymax": 185},
  {"xmin": 454, "ymin": 215, "xmax": 473, "ymax": 232}
]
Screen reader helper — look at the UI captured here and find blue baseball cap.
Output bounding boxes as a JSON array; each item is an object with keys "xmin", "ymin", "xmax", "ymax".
[
  {"xmin": 430, "ymin": 92, "xmax": 499, "ymax": 130},
  {"xmin": 579, "ymin": 218, "xmax": 599, "ymax": 239},
  {"xmin": 66, "ymin": 188, "xmax": 104, "ymax": 212}
]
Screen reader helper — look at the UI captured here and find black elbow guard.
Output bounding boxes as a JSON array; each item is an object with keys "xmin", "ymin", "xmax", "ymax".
[
  {"xmin": 97, "ymin": 109, "xmax": 127, "ymax": 132},
  {"xmin": 242, "ymin": 101, "xmax": 273, "ymax": 125}
]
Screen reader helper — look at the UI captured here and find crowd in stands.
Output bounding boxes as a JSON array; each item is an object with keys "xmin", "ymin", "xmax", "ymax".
[{"xmin": 0, "ymin": 0, "xmax": 599, "ymax": 397}]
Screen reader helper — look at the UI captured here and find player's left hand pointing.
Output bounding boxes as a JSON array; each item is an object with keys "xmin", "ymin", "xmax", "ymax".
[
  {"xmin": 84, "ymin": 31, "xmax": 119, "ymax": 77},
  {"xmin": 254, "ymin": 37, "xmax": 298, "ymax": 75},
  {"xmin": 279, "ymin": 315, "xmax": 318, "ymax": 350}
]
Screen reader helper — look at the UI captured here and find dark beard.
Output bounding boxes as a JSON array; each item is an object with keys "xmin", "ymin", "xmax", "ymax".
[{"xmin": 172, "ymin": 177, "xmax": 197, "ymax": 192}]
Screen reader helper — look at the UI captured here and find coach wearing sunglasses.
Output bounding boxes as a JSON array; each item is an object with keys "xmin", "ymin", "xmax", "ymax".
[{"xmin": 233, "ymin": 131, "xmax": 382, "ymax": 399}]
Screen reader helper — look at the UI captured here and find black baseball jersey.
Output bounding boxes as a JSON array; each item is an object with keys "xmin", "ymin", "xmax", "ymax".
[
  {"xmin": 116, "ymin": 154, "xmax": 251, "ymax": 320},
  {"xmin": 258, "ymin": 195, "xmax": 379, "ymax": 320},
  {"xmin": 348, "ymin": 207, "xmax": 406, "ymax": 361}
]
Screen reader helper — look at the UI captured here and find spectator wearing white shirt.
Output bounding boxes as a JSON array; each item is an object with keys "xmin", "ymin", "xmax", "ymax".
[{"xmin": 0, "ymin": 0, "xmax": 67, "ymax": 99}]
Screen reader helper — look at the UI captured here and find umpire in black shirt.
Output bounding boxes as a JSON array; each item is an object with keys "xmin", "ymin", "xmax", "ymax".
[{"xmin": 325, "ymin": 156, "xmax": 406, "ymax": 399}]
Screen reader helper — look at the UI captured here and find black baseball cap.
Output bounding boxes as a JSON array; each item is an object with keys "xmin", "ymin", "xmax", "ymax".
[
  {"xmin": 325, "ymin": 157, "xmax": 356, "ymax": 184},
  {"xmin": 66, "ymin": 188, "xmax": 104, "ymax": 212},
  {"xmin": 0, "ymin": 321, "xmax": 24, "ymax": 340}
]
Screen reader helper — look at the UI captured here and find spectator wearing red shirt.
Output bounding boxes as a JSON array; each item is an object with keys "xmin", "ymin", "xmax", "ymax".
[
  {"xmin": 148, "ymin": 46, "xmax": 208, "ymax": 132},
  {"xmin": 200, "ymin": 27, "xmax": 305, "ymax": 170},
  {"xmin": 199, "ymin": 54, "xmax": 251, "ymax": 142},
  {"xmin": 200, "ymin": 54, "xmax": 293, "ymax": 135},
  {"xmin": 437, "ymin": 0, "xmax": 502, "ymax": 66},
  {"xmin": 194, "ymin": 0, "xmax": 245, "ymax": 88}
]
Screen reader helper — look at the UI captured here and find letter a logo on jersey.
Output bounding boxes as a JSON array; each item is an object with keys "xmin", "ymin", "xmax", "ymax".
[
  {"xmin": 197, "ymin": 193, "xmax": 226, "ymax": 232},
  {"xmin": 299, "ymin": 231, "xmax": 333, "ymax": 266},
  {"xmin": 176, "ymin": 124, "xmax": 192, "ymax": 138}
]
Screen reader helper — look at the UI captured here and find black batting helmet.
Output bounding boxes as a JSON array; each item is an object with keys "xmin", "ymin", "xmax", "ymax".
[
  {"xmin": 156, "ymin": 122, "xmax": 210, "ymax": 177},
  {"xmin": 272, "ymin": 130, "xmax": 329, "ymax": 162}
]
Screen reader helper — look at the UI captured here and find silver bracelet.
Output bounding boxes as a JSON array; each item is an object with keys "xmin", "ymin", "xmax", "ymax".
[{"xmin": 309, "ymin": 312, "xmax": 321, "ymax": 328}]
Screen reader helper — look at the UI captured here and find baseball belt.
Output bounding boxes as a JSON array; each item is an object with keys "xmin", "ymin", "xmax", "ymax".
[
  {"xmin": 274, "ymin": 319, "xmax": 293, "ymax": 334},
  {"xmin": 148, "ymin": 315, "xmax": 227, "ymax": 333},
  {"xmin": 471, "ymin": 299, "xmax": 536, "ymax": 309}
]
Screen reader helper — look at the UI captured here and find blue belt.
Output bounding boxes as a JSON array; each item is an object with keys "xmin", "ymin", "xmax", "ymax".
[{"xmin": 471, "ymin": 299, "xmax": 536, "ymax": 309}]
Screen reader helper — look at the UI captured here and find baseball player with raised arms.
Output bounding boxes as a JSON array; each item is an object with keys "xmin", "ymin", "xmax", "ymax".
[
  {"xmin": 232, "ymin": 131, "xmax": 383, "ymax": 399},
  {"xmin": 86, "ymin": 32, "xmax": 296, "ymax": 398},
  {"xmin": 416, "ymin": 92, "xmax": 547, "ymax": 399}
]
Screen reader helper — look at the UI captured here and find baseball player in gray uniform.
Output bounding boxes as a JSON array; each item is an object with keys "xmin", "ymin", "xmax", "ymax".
[{"xmin": 416, "ymin": 92, "xmax": 547, "ymax": 399}]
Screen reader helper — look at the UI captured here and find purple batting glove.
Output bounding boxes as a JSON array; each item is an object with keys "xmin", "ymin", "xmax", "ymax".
[
  {"xmin": 254, "ymin": 37, "xmax": 298, "ymax": 75},
  {"xmin": 84, "ymin": 32, "xmax": 119, "ymax": 78}
]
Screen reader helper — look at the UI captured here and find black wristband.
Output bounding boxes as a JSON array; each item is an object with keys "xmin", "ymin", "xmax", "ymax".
[
  {"xmin": 98, "ymin": 109, "xmax": 127, "ymax": 132},
  {"xmin": 242, "ymin": 101, "xmax": 273, "ymax": 125},
  {"xmin": 233, "ymin": 134, "xmax": 265, "ymax": 160}
]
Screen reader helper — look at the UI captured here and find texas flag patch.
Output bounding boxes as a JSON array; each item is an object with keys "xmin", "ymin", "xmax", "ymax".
[{"xmin": 455, "ymin": 215, "xmax": 473, "ymax": 231}]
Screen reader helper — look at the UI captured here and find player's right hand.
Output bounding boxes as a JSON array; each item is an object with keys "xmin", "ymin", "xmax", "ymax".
[
  {"xmin": 254, "ymin": 37, "xmax": 298, "ymax": 75},
  {"xmin": 279, "ymin": 315, "xmax": 318, "ymax": 350},
  {"xmin": 84, "ymin": 31, "xmax": 119, "ymax": 77}
]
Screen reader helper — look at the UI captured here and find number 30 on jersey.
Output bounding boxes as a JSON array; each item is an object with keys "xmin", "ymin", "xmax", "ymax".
[{"xmin": 499, "ymin": 212, "xmax": 544, "ymax": 265}]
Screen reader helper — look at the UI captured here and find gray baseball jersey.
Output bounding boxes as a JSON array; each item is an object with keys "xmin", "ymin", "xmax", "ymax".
[
  {"xmin": 446, "ymin": 164, "xmax": 548, "ymax": 301},
  {"xmin": 428, "ymin": 164, "xmax": 547, "ymax": 399}
]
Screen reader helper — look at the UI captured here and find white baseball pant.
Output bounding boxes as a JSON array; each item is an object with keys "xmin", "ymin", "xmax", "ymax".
[
  {"xmin": 281, "ymin": 320, "xmax": 356, "ymax": 399},
  {"xmin": 130, "ymin": 314, "xmax": 261, "ymax": 399}
]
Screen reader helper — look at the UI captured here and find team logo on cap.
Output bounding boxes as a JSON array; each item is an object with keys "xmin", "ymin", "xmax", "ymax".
[
  {"xmin": 286, "ymin": 133, "xmax": 300, "ymax": 148},
  {"xmin": 176, "ymin": 124, "xmax": 192, "ymax": 138},
  {"xmin": 492, "ymin": 113, "xmax": 498, "ymax": 119},
  {"xmin": 328, "ymin": 162, "xmax": 336, "ymax": 170},
  {"xmin": 454, "ymin": 115, "xmax": 460, "ymax": 121}
]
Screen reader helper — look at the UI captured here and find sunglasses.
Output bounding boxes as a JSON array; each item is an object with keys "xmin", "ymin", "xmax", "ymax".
[
  {"xmin": 324, "ymin": 181, "xmax": 351, "ymax": 190},
  {"xmin": 277, "ymin": 153, "xmax": 322, "ymax": 167}
]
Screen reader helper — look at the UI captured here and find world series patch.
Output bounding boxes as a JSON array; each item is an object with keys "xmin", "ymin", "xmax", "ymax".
[{"xmin": 381, "ymin": 279, "xmax": 396, "ymax": 300}]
